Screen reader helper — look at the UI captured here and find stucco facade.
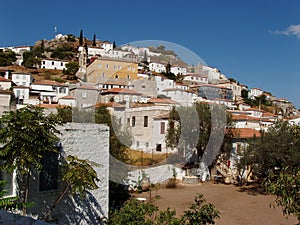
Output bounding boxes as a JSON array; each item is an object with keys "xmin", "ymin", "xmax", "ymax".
[
  {"xmin": 86, "ymin": 58, "xmax": 138, "ymax": 83},
  {"xmin": 26, "ymin": 123, "xmax": 110, "ymax": 225}
]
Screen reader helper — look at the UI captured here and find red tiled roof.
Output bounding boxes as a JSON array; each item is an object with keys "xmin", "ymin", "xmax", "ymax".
[
  {"xmin": 147, "ymin": 98, "xmax": 179, "ymax": 104},
  {"xmin": 37, "ymin": 104, "xmax": 69, "ymax": 109},
  {"xmin": 244, "ymin": 107, "xmax": 264, "ymax": 112},
  {"xmin": 262, "ymin": 112, "xmax": 276, "ymax": 117},
  {"xmin": 70, "ymin": 85, "xmax": 101, "ymax": 91},
  {"xmin": 232, "ymin": 128, "xmax": 261, "ymax": 139},
  {"xmin": 101, "ymin": 88, "xmax": 142, "ymax": 95},
  {"xmin": 94, "ymin": 102, "xmax": 125, "ymax": 108},
  {"xmin": 0, "ymin": 76, "xmax": 11, "ymax": 82},
  {"xmin": 231, "ymin": 114, "xmax": 261, "ymax": 121},
  {"xmin": 32, "ymin": 80, "xmax": 68, "ymax": 86}
]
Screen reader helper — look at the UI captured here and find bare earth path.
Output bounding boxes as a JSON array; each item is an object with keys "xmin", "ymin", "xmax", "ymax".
[{"xmin": 136, "ymin": 181, "xmax": 298, "ymax": 225}]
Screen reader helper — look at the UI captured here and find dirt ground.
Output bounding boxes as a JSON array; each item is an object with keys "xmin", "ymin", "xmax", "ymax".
[{"xmin": 136, "ymin": 181, "xmax": 298, "ymax": 225}]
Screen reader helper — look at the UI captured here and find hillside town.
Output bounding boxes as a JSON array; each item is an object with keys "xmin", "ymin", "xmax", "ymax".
[{"xmin": 0, "ymin": 33, "xmax": 299, "ymax": 224}]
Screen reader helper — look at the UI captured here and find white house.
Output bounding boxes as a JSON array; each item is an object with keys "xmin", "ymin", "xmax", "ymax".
[
  {"xmin": 13, "ymin": 86, "xmax": 30, "ymax": 107},
  {"xmin": 171, "ymin": 66, "xmax": 187, "ymax": 75},
  {"xmin": 78, "ymin": 46, "xmax": 105, "ymax": 58},
  {"xmin": 100, "ymin": 88, "xmax": 142, "ymax": 104},
  {"xmin": 0, "ymin": 76, "xmax": 12, "ymax": 90},
  {"xmin": 57, "ymin": 95, "xmax": 76, "ymax": 107},
  {"xmin": 162, "ymin": 88, "xmax": 196, "ymax": 106},
  {"xmin": 154, "ymin": 75, "xmax": 174, "ymax": 95},
  {"xmin": 0, "ymin": 45, "xmax": 31, "ymax": 55},
  {"xmin": 248, "ymin": 88, "xmax": 263, "ymax": 99},
  {"xmin": 11, "ymin": 72, "xmax": 34, "ymax": 87},
  {"xmin": 102, "ymin": 49, "xmax": 137, "ymax": 61},
  {"xmin": 149, "ymin": 62, "xmax": 166, "ymax": 73},
  {"xmin": 30, "ymin": 80, "xmax": 69, "ymax": 104},
  {"xmin": 183, "ymin": 74, "xmax": 208, "ymax": 84},
  {"xmin": 101, "ymin": 42, "xmax": 114, "ymax": 52},
  {"xmin": 202, "ymin": 65, "xmax": 223, "ymax": 80},
  {"xmin": 124, "ymin": 104, "xmax": 175, "ymax": 153},
  {"xmin": 40, "ymin": 59, "xmax": 69, "ymax": 70}
]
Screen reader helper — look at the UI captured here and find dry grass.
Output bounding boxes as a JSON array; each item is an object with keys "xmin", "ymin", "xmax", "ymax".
[{"xmin": 127, "ymin": 149, "xmax": 171, "ymax": 166}]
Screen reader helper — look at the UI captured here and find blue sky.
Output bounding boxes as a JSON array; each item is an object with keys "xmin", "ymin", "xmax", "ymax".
[{"xmin": 1, "ymin": 0, "xmax": 299, "ymax": 108}]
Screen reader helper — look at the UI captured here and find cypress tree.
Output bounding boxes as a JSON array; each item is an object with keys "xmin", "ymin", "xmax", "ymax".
[
  {"xmin": 92, "ymin": 34, "xmax": 96, "ymax": 46},
  {"xmin": 79, "ymin": 29, "xmax": 83, "ymax": 46}
]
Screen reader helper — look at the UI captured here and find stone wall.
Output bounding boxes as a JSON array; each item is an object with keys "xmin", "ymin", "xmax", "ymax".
[{"xmin": 26, "ymin": 123, "xmax": 109, "ymax": 225}]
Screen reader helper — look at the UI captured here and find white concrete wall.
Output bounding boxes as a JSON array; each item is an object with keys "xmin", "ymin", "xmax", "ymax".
[
  {"xmin": 154, "ymin": 76, "xmax": 174, "ymax": 95},
  {"xmin": 41, "ymin": 59, "xmax": 68, "ymax": 70},
  {"xmin": 171, "ymin": 66, "xmax": 187, "ymax": 75},
  {"xmin": 149, "ymin": 62, "xmax": 166, "ymax": 73},
  {"xmin": 0, "ymin": 81, "xmax": 11, "ymax": 90},
  {"xmin": 127, "ymin": 164, "xmax": 185, "ymax": 188},
  {"xmin": 12, "ymin": 73, "xmax": 33, "ymax": 86},
  {"xmin": 26, "ymin": 123, "xmax": 110, "ymax": 225}
]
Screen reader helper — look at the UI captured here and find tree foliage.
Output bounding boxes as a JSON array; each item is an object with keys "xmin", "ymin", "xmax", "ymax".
[
  {"xmin": 263, "ymin": 167, "xmax": 300, "ymax": 221},
  {"xmin": 166, "ymin": 102, "xmax": 233, "ymax": 161},
  {"xmin": 0, "ymin": 181, "xmax": 25, "ymax": 211},
  {"xmin": 79, "ymin": 29, "xmax": 84, "ymax": 46},
  {"xmin": 108, "ymin": 194, "xmax": 220, "ymax": 225},
  {"xmin": 92, "ymin": 34, "xmax": 96, "ymax": 46},
  {"xmin": 44, "ymin": 155, "xmax": 100, "ymax": 221},
  {"xmin": 63, "ymin": 61, "xmax": 79, "ymax": 77},
  {"xmin": 0, "ymin": 105, "xmax": 62, "ymax": 214},
  {"xmin": 50, "ymin": 43, "xmax": 76, "ymax": 60},
  {"xmin": 238, "ymin": 121, "xmax": 300, "ymax": 220},
  {"xmin": 22, "ymin": 51, "xmax": 41, "ymax": 68},
  {"xmin": 0, "ymin": 49, "xmax": 17, "ymax": 66}
]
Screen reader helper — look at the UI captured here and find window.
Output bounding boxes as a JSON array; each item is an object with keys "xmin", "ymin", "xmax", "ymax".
[
  {"xmin": 142, "ymin": 85, "xmax": 145, "ymax": 88},
  {"xmin": 136, "ymin": 141, "xmax": 139, "ymax": 147},
  {"xmin": 39, "ymin": 151, "xmax": 59, "ymax": 191},
  {"xmin": 127, "ymin": 66, "xmax": 130, "ymax": 71},
  {"xmin": 160, "ymin": 122, "xmax": 165, "ymax": 134},
  {"xmin": 82, "ymin": 92, "xmax": 87, "ymax": 98},
  {"xmin": 98, "ymin": 63, "xmax": 102, "ymax": 68},
  {"xmin": 115, "ymin": 75, "xmax": 118, "ymax": 78},
  {"xmin": 144, "ymin": 116, "xmax": 148, "ymax": 127},
  {"xmin": 61, "ymin": 62, "xmax": 63, "ymax": 66},
  {"xmin": 52, "ymin": 61, "xmax": 54, "ymax": 65},
  {"xmin": 42, "ymin": 61, "xmax": 45, "ymax": 65},
  {"xmin": 145, "ymin": 142, "xmax": 149, "ymax": 148},
  {"xmin": 106, "ymin": 64, "xmax": 109, "ymax": 69},
  {"xmin": 102, "ymin": 73, "xmax": 105, "ymax": 77},
  {"xmin": 60, "ymin": 87, "xmax": 66, "ymax": 94},
  {"xmin": 132, "ymin": 116, "xmax": 136, "ymax": 127},
  {"xmin": 156, "ymin": 144, "xmax": 162, "ymax": 152},
  {"xmin": 127, "ymin": 75, "xmax": 130, "ymax": 79}
]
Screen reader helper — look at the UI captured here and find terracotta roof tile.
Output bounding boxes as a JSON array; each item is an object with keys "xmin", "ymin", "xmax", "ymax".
[
  {"xmin": 32, "ymin": 80, "xmax": 68, "ymax": 87},
  {"xmin": 0, "ymin": 76, "xmax": 11, "ymax": 82},
  {"xmin": 232, "ymin": 128, "xmax": 261, "ymax": 139},
  {"xmin": 147, "ymin": 98, "xmax": 179, "ymax": 104},
  {"xmin": 101, "ymin": 88, "xmax": 142, "ymax": 95}
]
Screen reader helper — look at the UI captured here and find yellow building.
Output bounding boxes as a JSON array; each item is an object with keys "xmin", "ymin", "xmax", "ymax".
[{"xmin": 86, "ymin": 58, "xmax": 138, "ymax": 83}]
